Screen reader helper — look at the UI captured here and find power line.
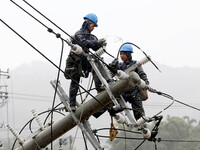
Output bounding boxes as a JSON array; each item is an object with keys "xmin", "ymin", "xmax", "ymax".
[{"xmin": 9, "ymin": 92, "xmax": 52, "ymax": 99}]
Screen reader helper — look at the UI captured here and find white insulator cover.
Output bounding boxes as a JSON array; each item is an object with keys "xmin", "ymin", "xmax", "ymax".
[
  {"xmin": 142, "ymin": 128, "xmax": 151, "ymax": 139},
  {"xmin": 71, "ymin": 44, "xmax": 83, "ymax": 55},
  {"xmin": 114, "ymin": 114, "xmax": 126, "ymax": 124},
  {"xmin": 7, "ymin": 124, "xmax": 25, "ymax": 144},
  {"xmin": 136, "ymin": 116, "xmax": 148, "ymax": 127},
  {"xmin": 116, "ymin": 70, "xmax": 128, "ymax": 79},
  {"xmin": 31, "ymin": 109, "xmax": 45, "ymax": 131},
  {"xmin": 137, "ymin": 56, "xmax": 150, "ymax": 66}
]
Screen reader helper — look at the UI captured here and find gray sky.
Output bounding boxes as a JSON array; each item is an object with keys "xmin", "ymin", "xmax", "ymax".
[{"xmin": 1, "ymin": 0, "xmax": 200, "ymax": 70}]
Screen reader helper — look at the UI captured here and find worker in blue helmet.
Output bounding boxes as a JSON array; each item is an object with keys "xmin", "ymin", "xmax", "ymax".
[
  {"xmin": 119, "ymin": 43, "xmax": 150, "ymax": 121},
  {"xmin": 64, "ymin": 13, "xmax": 106, "ymax": 111},
  {"xmin": 84, "ymin": 13, "xmax": 98, "ymax": 27}
]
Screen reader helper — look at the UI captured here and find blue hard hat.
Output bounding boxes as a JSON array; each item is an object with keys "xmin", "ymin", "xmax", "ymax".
[
  {"xmin": 84, "ymin": 13, "xmax": 98, "ymax": 27},
  {"xmin": 120, "ymin": 44, "xmax": 133, "ymax": 53}
]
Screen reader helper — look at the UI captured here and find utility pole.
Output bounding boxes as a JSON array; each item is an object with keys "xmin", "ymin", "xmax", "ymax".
[
  {"xmin": 0, "ymin": 69, "xmax": 9, "ymax": 108},
  {"xmin": 15, "ymin": 69, "xmax": 144, "ymax": 150},
  {"xmin": 0, "ymin": 69, "xmax": 10, "ymax": 150}
]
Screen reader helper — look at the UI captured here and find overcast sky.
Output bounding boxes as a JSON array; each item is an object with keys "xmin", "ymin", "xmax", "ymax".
[{"xmin": 0, "ymin": 0, "xmax": 200, "ymax": 71}]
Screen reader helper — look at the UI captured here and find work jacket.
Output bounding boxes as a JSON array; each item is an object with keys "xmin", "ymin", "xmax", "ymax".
[{"xmin": 65, "ymin": 20, "xmax": 101, "ymax": 79}]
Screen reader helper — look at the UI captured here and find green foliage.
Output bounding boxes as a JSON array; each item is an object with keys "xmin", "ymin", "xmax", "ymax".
[{"xmin": 105, "ymin": 116, "xmax": 200, "ymax": 150}]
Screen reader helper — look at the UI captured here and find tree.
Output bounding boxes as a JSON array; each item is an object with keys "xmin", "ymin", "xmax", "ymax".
[{"xmin": 105, "ymin": 116, "xmax": 200, "ymax": 150}]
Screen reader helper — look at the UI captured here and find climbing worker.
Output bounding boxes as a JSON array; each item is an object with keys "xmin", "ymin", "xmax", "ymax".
[
  {"xmin": 64, "ymin": 13, "xmax": 106, "ymax": 111},
  {"xmin": 119, "ymin": 43, "xmax": 150, "ymax": 120}
]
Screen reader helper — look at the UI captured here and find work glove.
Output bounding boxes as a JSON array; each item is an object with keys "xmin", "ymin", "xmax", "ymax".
[
  {"xmin": 97, "ymin": 38, "xmax": 107, "ymax": 46},
  {"xmin": 108, "ymin": 58, "xmax": 120, "ymax": 74},
  {"xmin": 110, "ymin": 58, "xmax": 119, "ymax": 68}
]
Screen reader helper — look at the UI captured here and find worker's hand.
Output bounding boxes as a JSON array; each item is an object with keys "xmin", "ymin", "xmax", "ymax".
[
  {"xmin": 110, "ymin": 58, "xmax": 119, "ymax": 67},
  {"xmin": 97, "ymin": 38, "xmax": 107, "ymax": 46},
  {"xmin": 108, "ymin": 58, "xmax": 119, "ymax": 74},
  {"xmin": 146, "ymin": 84, "xmax": 151, "ymax": 89}
]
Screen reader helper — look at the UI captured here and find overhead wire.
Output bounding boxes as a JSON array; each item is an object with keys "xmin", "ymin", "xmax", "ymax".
[
  {"xmin": 7, "ymin": 1, "xmax": 110, "ymax": 110},
  {"xmin": 0, "ymin": 19, "xmax": 109, "ymax": 110},
  {"xmin": 50, "ymin": 38, "xmax": 64, "ymax": 150},
  {"xmin": 149, "ymin": 88, "xmax": 200, "ymax": 112},
  {"xmin": 117, "ymin": 42, "xmax": 161, "ymax": 72},
  {"xmin": 16, "ymin": 0, "xmax": 114, "ymax": 69},
  {"xmin": 11, "ymin": 109, "xmax": 65, "ymax": 150},
  {"xmin": 82, "ymin": 73, "xmax": 94, "ymax": 103}
]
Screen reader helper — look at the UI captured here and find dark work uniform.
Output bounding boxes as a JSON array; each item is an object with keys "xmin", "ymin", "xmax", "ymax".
[
  {"xmin": 64, "ymin": 19, "xmax": 102, "ymax": 107},
  {"xmin": 120, "ymin": 60, "xmax": 149, "ymax": 120}
]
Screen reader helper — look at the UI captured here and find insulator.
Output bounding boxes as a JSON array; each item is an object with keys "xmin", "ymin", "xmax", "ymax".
[
  {"xmin": 135, "ymin": 116, "xmax": 148, "ymax": 127},
  {"xmin": 116, "ymin": 70, "xmax": 128, "ymax": 79},
  {"xmin": 31, "ymin": 109, "xmax": 45, "ymax": 131},
  {"xmin": 66, "ymin": 39, "xmax": 83, "ymax": 54},
  {"xmin": 7, "ymin": 124, "xmax": 25, "ymax": 145},
  {"xmin": 114, "ymin": 114, "xmax": 126, "ymax": 124},
  {"xmin": 142, "ymin": 128, "xmax": 151, "ymax": 139},
  {"xmin": 94, "ymin": 47, "xmax": 105, "ymax": 57},
  {"xmin": 137, "ymin": 56, "xmax": 151, "ymax": 66},
  {"xmin": 70, "ymin": 44, "xmax": 83, "ymax": 55}
]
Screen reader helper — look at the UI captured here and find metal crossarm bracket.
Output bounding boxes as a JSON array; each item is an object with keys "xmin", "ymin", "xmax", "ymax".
[
  {"xmin": 50, "ymin": 80, "xmax": 104, "ymax": 150},
  {"xmin": 87, "ymin": 55, "xmax": 133, "ymax": 125}
]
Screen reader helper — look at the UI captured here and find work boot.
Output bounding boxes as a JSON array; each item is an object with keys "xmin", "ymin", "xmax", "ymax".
[{"xmin": 97, "ymin": 86, "xmax": 105, "ymax": 93}]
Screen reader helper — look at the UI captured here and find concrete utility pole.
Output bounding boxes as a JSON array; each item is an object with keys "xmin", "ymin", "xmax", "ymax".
[
  {"xmin": 15, "ymin": 67, "xmax": 145, "ymax": 150},
  {"xmin": 0, "ymin": 69, "xmax": 10, "ymax": 150}
]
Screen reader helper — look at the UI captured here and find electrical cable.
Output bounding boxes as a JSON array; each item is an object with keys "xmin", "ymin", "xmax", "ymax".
[
  {"xmin": 173, "ymin": 98, "xmax": 200, "ymax": 112},
  {"xmin": 160, "ymin": 139, "xmax": 200, "ymax": 143},
  {"xmin": 94, "ymin": 127, "xmax": 142, "ymax": 135},
  {"xmin": 135, "ymin": 139, "xmax": 146, "ymax": 150},
  {"xmin": 29, "ymin": 108, "xmax": 64, "ymax": 134},
  {"xmin": 82, "ymin": 73, "xmax": 94, "ymax": 103},
  {"xmin": 117, "ymin": 42, "xmax": 161, "ymax": 72},
  {"xmin": 0, "ymin": 19, "xmax": 110, "ymax": 110},
  {"xmin": 13, "ymin": 0, "xmax": 113, "ymax": 70},
  {"xmin": 43, "ymin": 103, "xmax": 63, "ymax": 125},
  {"xmin": 149, "ymin": 88, "xmax": 200, "ymax": 112},
  {"xmin": 8, "ymin": 92, "xmax": 52, "ymax": 99},
  {"xmin": 81, "ymin": 130, "xmax": 88, "ymax": 150},
  {"xmin": 95, "ymin": 134, "xmax": 144, "ymax": 140},
  {"xmin": 22, "ymin": 0, "xmax": 117, "ymax": 61},
  {"xmin": 49, "ymin": 38, "xmax": 64, "ymax": 150},
  {"xmin": 77, "ymin": 87, "xmax": 96, "ymax": 96},
  {"xmin": 11, "ymin": 109, "xmax": 65, "ymax": 150},
  {"xmin": 151, "ymin": 90, "xmax": 175, "ymax": 116}
]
